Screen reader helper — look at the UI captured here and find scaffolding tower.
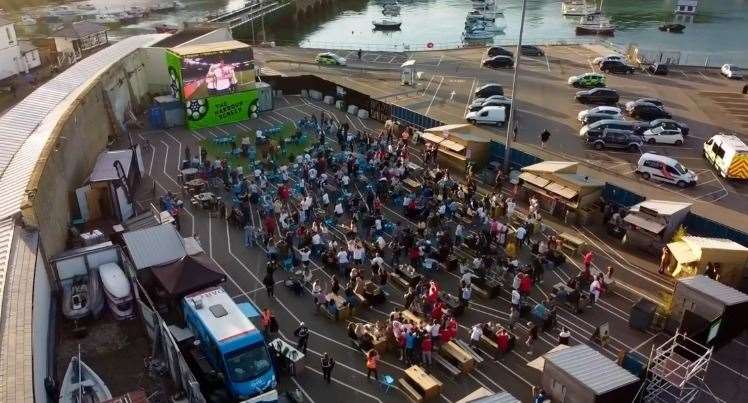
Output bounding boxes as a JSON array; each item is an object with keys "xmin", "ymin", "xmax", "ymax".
[{"xmin": 637, "ymin": 330, "xmax": 720, "ymax": 403}]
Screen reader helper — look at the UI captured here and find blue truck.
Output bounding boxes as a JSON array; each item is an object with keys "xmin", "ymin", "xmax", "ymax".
[{"xmin": 182, "ymin": 286, "xmax": 277, "ymax": 402}]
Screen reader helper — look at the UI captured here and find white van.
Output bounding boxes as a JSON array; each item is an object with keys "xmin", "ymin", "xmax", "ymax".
[
  {"xmin": 703, "ymin": 133, "xmax": 748, "ymax": 179},
  {"xmin": 465, "ymin": 105, "xmax": 506, "ymax": 126},
  {"xmin": 636, "ymin": 153, "xmax": 697, "ymax": 188},
  {"xmin": 99, "ymin": 263, "xmax": 134, "ymax": 319}
]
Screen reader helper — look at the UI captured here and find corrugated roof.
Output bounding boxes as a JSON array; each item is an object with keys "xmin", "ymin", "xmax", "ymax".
[
  {"xmin": 0, "ymin": 17, "xmax": 12, "ymax": 27},
  {"xmin": 468, "ymin": 391, "xmax": 521, "ymax": 403},
  {"xmin": 0, "ymin": 218, "xmax": 16, "ymax": 314},
  {"xmin": 18, "ymin": 40, "xmax": 37, "ymax": 54},
  {"xmin": 89, "ymin": 149, "xmax": 133, "ymax": 182},
  {"xmin": 679, "ymin": 275, "xmax": 748, "ymax": 306},
  {"xmin": 682, "ymin": 236, "xmax": 748, "ymax": 252},
  {"xmin": 545, "ymin": 344, "xmax": 639, "ymax": 395},
  {"xmin": 170, "ymin": 39, "xmax": 249, "ymax": 55},
  {"xmin": 122, "ymin": 224, "xmax": 186, "ymax": 270},
  {"xmin": 51, "ymin": 21, "xmax": 107, "ymax": 39},
  {"xmin": 631, "ymin": 200, "xmax": 691, "ymax": 216},
  {"xmin": 0, "ymin": 34, "xmax": 169, "ymax": 220}
]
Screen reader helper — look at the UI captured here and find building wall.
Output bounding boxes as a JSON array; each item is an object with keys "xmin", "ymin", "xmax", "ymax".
[
  {"xmin": 0, "ymin": 45, "xmax": 21, "ymax": 80},
  {"xmin": 541, "ymin": 361, "xmax": 595, "ymax": 403},
  {"xmin": 141, "ymin": 47, "xmax": 171, "ymax": 94},
  {"xmin": 179, "ymin": 27, "xmax": 233, "ymax": 47},
  {"xmin": 32, "ymin": 244, "xmax": 52, "ymax": 403}
]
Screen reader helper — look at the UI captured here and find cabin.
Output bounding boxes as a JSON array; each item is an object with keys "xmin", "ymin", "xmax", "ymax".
[
  {"xmin": 622, "ymin": 200, "xmax": 691, "ymax": 253},
  {"xmin": 674, "ymin": 0, "xmax": 698, "ymax": 15}
]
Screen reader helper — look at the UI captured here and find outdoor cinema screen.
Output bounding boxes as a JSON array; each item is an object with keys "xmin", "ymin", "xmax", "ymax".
[{"xmin": 181, "ymin": 47, "xmax": 255, "ymax": 100}]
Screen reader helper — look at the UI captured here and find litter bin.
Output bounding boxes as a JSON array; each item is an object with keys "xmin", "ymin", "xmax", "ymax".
[{"xmin": 629, "ymin": 297, "xmax": 657, "ymax": 331}]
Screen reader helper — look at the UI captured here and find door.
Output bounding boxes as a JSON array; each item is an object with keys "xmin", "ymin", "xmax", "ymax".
[
  {"xmin": 551, "ymin": 378, "xmax": 567, "ymax": 402},
  {"xmin": 75, "ymin": 185, "xmax": 92, "ymax": 221},
  {"xmin": 116, "ymin": 186, "xmax": 134, "ymax": 222}
]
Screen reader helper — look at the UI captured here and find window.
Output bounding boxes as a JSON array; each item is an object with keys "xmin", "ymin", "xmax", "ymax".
[
  {"xmin": 666, "ymin": 165, "xmax": 679, "ymax": 175},
  {"xmin": 644, "ymin": 160, "xmax": 662, "ymax": 169},
  {"xmin": 712, "ymin": 144, "xmax": 725, "ymax": 158},
  {"xmin": 6, "ymin": 27, "xmax": 13, "ymax": 45}
]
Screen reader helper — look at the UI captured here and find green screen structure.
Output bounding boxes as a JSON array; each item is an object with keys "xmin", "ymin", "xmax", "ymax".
[
  {"xmin": 184, "ymin": 90, "xmax": 259, "ymax": 130},
  {"xmin": 166, "ymin": 50, "xmax": 183, "ymax": 100}
]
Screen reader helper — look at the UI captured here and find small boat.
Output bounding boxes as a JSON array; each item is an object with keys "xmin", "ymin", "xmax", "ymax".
[
  {"xmin": 576, "ymin": 12, "xmax": 616, "ymax": 35},
  {"xmin": 659, "ymin": 23, "xmax": 685, "ymax": 33},
  {"xmin": 93, "ymin": 13, "xmax": 121, "ymax": 26},
  {"xmin": 382, "ymin": 1, "xmax": 401, "ymax": 12},
  {"xmin": 464, "ymin": 23, "xmax": 495, "ymax": 39},
  {"xmin": 76, "ymin": 3, "xmax": 96, "ymax": 11},
  {"xmin": 126, "ymin": 6, "xmax": 148, "ymax": 19},
  {"xmin": 472, "ymin": 0, "xmax": 495, "ymax": 9},
  {"xmin": 114, "ymin": 11, "xmax": 138, "ymax": 24},
  {"xmin": 59, "ymin": 350, "xmax": 112, "ymax": 403},
  {"xmin": 562, "ymin": 0, "xmax": 596, "ymax": 16},
  {"xmin": 155, "ymin": 23, "xmax": 179, "ymax": 33},
  {"xmin": 16, "ymin": 15, "xmax": 37, "ymax": 26},
  {"xmin": 373, "ymin": 17, "xmax": 401, "ymax": 30},
  {"xmin": 99, "ymin": 263, "xmax": 134, "ymax": 319},
  {"xmin": 151, "ymin": 1, "xmax": 177, "ymax": 13},
  {"xmin": 62, "ymin": 270, "xmax": 105, "ymax": 321}
]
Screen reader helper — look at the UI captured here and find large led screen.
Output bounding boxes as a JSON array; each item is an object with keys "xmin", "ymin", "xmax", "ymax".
[{"xmin": 181, "ymin": 47, "xmax": 255, "ymax": 100}]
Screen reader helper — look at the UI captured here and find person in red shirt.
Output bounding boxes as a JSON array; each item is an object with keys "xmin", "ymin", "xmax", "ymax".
[
  {"xmin": 441, "ymin": 317, "xmax": 458, "ymax": 343},
  {"xmin": 496, "ymin": 328, "xmax": 510, "ymax": 358},
  {"xmin": 421, "ymin": 334, "xmax": 433, "ymax": 366},
  {"xmin": 431, "ymin": 300, "xmax": 444, "ymax": 322},
  {"xmin": 264, "ymin": 215, "xmax": 276, "ymax": 238},
  {"xmin": 519, "ymin": 273, "xmax": 532, "ymax": 296},
  {"xmin": 278, "ymin": 184, "xmax": 290, "ymax": 202}
]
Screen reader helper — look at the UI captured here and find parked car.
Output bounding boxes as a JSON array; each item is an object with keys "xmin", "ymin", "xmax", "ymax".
[
  {"xmin": 483, "ymin": 55, "xmax": 514, "ymax": 69},
  {"xmin": 586, "ymin": 129, "xmax": 643, "ymax": 152},
  {"xmin": 315, "ymin": 52, "xmax": 347, "ymax": 65},
  {"xmin": 487, "ymin": 46, "xmax": 513, "ymax": 57},
  {"xmin": 567, "ymin": 73, "xmax": 606, "ymax": 88},
  {"xmin": 577, "ymin": 106, "xmax": 622, "ymax": 122},
  {"xmin": 520, "ymin": 45, "xmax": 544, "ymax": 56},
  {"xmin": 636, "ymin": 153, "xmax": 697, "ymax": 187},
  {"xmin": 629, "ymin": 103, "xmax": 671, "ymax": 121},
  {"xmin": 600, "ymin": 60, "xmax": 636, "ymax": 74},
  {"xmin": 575, "ymin": 88, "xmax": 619, "ymax": 105},
  {"xmin": 471, "ymin": 95, "xmax": 511, "ymax": 105},
  {"xmin": 468, "ymin": 97, "xmax": 512, "ymax": 112},
  {"xmin": 625, "ymin": 98, "xmax": 665, "ymax": 110},
  {"xmin": 580, "ymin": 119, "xmax": 642, "ymax": 137},
  {"xmin": 647, "ymin": 63, "xmax": 669, "ymax": 75},
  {"xmin": 649, "ymin": 119, "xmax": 689, "ymax": 136},
  {"xmin": 465, "ymin": 106, "xmax": 506, "ymax": 126},
  {"xmin": 593, "ymin": 54, "xmax": 624, "ymax": 65},
  {"xmin": 721, "ymin": 64, "xmax": 743, "ymax": 79},
  {"xmin": 642, "ymin": 126, "xmax": 685, "ymax": 145},
  {"xmin": 582, "ymin": 112, "xmax": 623, "ymax": 125},
  {"xmin": 474, "ymin": 83, "xmax": 504, "ymax": 98}
]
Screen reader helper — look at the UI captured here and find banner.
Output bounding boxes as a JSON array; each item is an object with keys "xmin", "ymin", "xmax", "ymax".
[{"xmin": 185, "ymin": 90, "xmax": 259, "ymax": 130}]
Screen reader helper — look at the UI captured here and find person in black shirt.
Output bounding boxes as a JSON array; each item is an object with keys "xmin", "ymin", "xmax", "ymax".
[{"xmin": 321, "ymin": 353, "xmax": 334, "ymax": 384}]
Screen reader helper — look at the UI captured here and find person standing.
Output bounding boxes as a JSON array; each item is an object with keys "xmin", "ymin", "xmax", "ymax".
[
  {"xmin": 540, "ymin": 129, "xmax": 551, "ymax": 149},
  {"xmin": 357, "ymin": 49, "xmax": 363, "ymax": 60},
  {"xmin": 558, "ymin": 327, "xmax": 571, "ymax": 345},
  {"xmin": 525, "ymin": 322, "xmax": 538, "ymax": 355},
  {"xmin": 589, "ymin": 275, "xmax": 602, "ymax": 307},
  {"xmin": 294, "ymin": 322, "xmax": 310, "ymax": 354},
  {"xmin": 658, "ymin": 246, "xmax": 671, "ymax": 274},
  {"xmin": 321, "ymin": 352, "xmax": 334, "ymax": 384},
  {"xmin": 582, "ymin": 250, "xmax": 594, "ymax": 273},
  {"xmin": 515, "ymin": 225, "xmax": 527, "ymax": 246},
  {"xmin": 469, "ymin": 323, "xmax": 483, "ymax": 348},
  {"xmin": 421, "ymin": 334, "xmax": 433, "ymax": 366},
  {"xmin": 365, "ymin": 349, "xmax": 379, "ymax": 381},
  {"xmin": 260, "ymin": 308, "xmax": 273, "ymax": 337},
  {"xmin": 263, "ymin": 271, "xmax": 275, "ymax": 299}
]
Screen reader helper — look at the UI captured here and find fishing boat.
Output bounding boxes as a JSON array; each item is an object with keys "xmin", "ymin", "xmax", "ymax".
[
  {"xmin": 59, "ymin": 349, "xmax": 112, "ymax": 403},
  {"xmin": 576, "ymin": 11, "xmax": 615, "ymax": 35},
  {"xmin": 659, "ymin": 23, "xmax": 685, "ymax": 33},
  {"xmin": 562, "ymin": 0, "xmax": 596, "ymax": 16},
  {"xmin": 62, "ymin": 270, "xmax": 105, "ymax": 321},
  {"xmin": 372, "ymin": 17, "xmax": 402, "ymax": 30},
  {"xmin": 155, "ymin": 23, "xmax": 179, "ymax": 33}
]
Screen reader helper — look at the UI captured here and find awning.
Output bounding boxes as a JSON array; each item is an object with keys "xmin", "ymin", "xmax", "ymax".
[
  {"xmin": 624, "ymin": 214, "xmax": 666, "ymax": 235},
  {"xmin": 152, "ymin": 254, "xmax": 226, "ymax": 297},
  {"xmin": 439, "ymin": 139, "xmax": 466, "ymax": 153},
  {"xmin": 545, "ymin": 182, "xmax": 578, "ymax": 200},
  {"xmin": 122, "ymin": 224, "xmax": 186, "ymax": 270},
  {"xmin": 667, "ymin": 241, "xmax": 700, "ymax": 264},
  {"xmin": 518, "ymin": 172, "xmax": 550, "ymax": 188},
  {"xmin": 89, "ymin": 149, "xmax": 133, "ymax": 182},
  {"xmin": 420, "ymin": 131, "xmax": 445, "ymax": 144}
]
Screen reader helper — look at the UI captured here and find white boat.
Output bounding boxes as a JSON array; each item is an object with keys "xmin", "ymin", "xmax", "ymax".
[
  {"xmin": 373, "ymin": 17, "xmax": 402, "ymax": 30},
  {"xmin": 562, "ymin": 0, "xmax": 596, "ymax": 16},
  {"xmin": 76, "ymin": 3, "xmax": 96, "ymax": 11},
  {"xmin": 48, "ymin": 5, "xmax": 79, "ymax": 17},
  {"xmin": 59, "ymin": 350, "xmax": 112, "ymax": 403},
  {"xmin": 62, "ymin": 270, "xmax": 105, "ymax": 321},
  {"xmin": 99, "ymin": 263, "xmax": 134, "ymax": 319},
  {"xmin": 382, "ymin": 1, "xmax": 401, "ymax": 12},
  {"xmin": 17, "ymin": 15, "xmax": 37, "ymax": 27},
  {"xmin": 576, "ymin": 11, "xmax": 616, "ymax": 35},
  {"xmin": 93, "ymin": 13, "xmax": 121, "ymax": 25},
  {"xmin": 464, "ymin": 23, "xmax": 495, "ymax": 39},
  {"xmin": 466, "ymin": 14, "xmax": 505, "ymax": 32}
]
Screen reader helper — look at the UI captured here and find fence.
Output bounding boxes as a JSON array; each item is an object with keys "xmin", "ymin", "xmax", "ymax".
[
  {"xmin": 390, "ymin": 105, "xmax": 444, "ymax": 130},
  {"xmin": 488, "ymin": 141, "xmax": 542, "ymax": 172},
  {"xmin": 601, "ymin": 183, "xmax": 647, "ymax": 208},
  {"xmin": 630, "ymin": 45, "xmax": 748, "ymax": 69}
]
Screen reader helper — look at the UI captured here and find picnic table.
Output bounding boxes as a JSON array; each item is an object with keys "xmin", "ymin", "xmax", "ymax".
[
  {"xmin": 325, "ymin": 292, "xmax": 350, "ymax": 320},
  {"xmin": 191, "ymin": 192, "xmax": 215, "ymax": 209},
  {"xmin": 185, "ymin": 178, "xmax": 207, "ymax": 193},
  {"xmin": 396, "ymin": 265, "xmax": 422, "ymax": 287},
  {"xmin": 180, "ymin": 167, "xmax": 198, "ymax": 180},
  {"xmin": 401, "ymin": 309, "xmax": 426, "ymax": 326},
  {"xmin": 404, "ymin": 365, "xmax": 442, "ymax": 400},
  {"xmin": 439, "ymin": 341, "xmax": 475, "ymax": 373}
]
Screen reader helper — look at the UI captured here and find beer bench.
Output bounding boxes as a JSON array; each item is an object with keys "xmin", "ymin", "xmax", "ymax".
[
  {"xmin": 398, "ymin": 378, "xmax": 424, "ymax": 403},
  {"xmin": 559, "ymin": 232, "xmax": 586, "ymax": 256},
  {"xmin": 390, "ymin": 272, "xmax": 410, "ymax": 290},
  {"xmin": 403, "ymin": 178, "xmax": 421, "ymax": 190},
  {"xmin": 439, "ymin": 341, "xmax": 475, "ymax": 373},
  {"xmin": 433, "ymin": 354, "xmax": 461, "ymax": 376},
  {"xmin": 454, "ymin": 340, "xmax": 484, "ymax": 364},
  {"xmin": 471, "ymin": 284, "xmax": 490, "ymax": 299}
]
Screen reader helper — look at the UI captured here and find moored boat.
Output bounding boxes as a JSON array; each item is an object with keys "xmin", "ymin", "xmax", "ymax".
[
  {"xmin": 659, "ymin": 23, "xmax": 685, "ymax": 33},
  {"xmin": 373, "ymin": 17, "xmax": 402, "ymax": 30},
  {"xmin": 59, "ymin": 351, "xmax": 112, "ymax": 403},
  {"xmin": 575, "ymin": 12, "xmax": 616, "ymax": 35}
]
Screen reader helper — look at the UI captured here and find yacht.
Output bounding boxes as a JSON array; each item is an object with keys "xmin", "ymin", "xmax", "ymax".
[
  {"xmin": 576, "ymin": 12, "xmax": 616, "ymax": 35},
  {"xmin": 562, "ymin": 0, "xmax": 596, "ymax": 16},
  {"xmin": 373, "ymin": 17, "xmax": 402, "ymax": 30}
]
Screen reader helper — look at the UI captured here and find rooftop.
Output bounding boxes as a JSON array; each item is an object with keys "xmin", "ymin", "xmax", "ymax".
[
  {"xmin": 544, "ymin": 344, "xmax": 639, "ymax": 395},
  {"xmin": 631, "ymin": 200, "xmax": 692, "ymax": 216},
  {"xmin": 18, "ymin": 40, "xmax": 37, "ymax": 54},
  {"xmin": 679, "ymin": 275, "xmax": 748, "ymax": 306},
  {"xmin": 51, "ymin": 22, "xmax": 108, "ymax": 39},
  {"xmin": 151, "ymin": 28, "xmax": 215, "ymax": 48},
  {"xmin": 169, "ymin": 39, "xmax": 250, "ymax": 56},
  {"xmin": 0, "ymin": 17, "xmax": 11, "ymax": 27},
  {"xmin": 682, "ymin": 236, "xmax": 748, "ymax": 252},
  {"xmin": 121, "ymin": 224, "xmax": 187, "ymax": 270},
  {"xmin": 184, "ymin": 287, "xmax": 258, "ymax": 343},
  {"xmin": 522, "ymin": 161, "xmax": 578, "ymax": 174}
]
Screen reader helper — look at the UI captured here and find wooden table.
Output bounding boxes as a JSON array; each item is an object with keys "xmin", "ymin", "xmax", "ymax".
[
  {"xmin": 403, "ymin": 178, "xmax": 421, "ymax": 190},
  {"xmin": 185, "ymin": 178, "xmax": 207, "ymax": 193},
  {"xmin": 396, "ymin": 265, "xmax": 422, "ymax": 287},
  {"xmin": 326, "ymin": 293, "xmax": 350, "ymax": 320},
  {"xmin": 440, "ymin": 341, "xmax": 475, "ymax": 373},
  {"xmin": 401, "ymin": 309, "xmax": 426, "ymax": 326},
  {"xmin": 180, "ymin": 167, "xmax": 198, "ymax": 181},
  {"xmin": 404, "ymin": 365, "xmax": 442, "ymax": 400}
]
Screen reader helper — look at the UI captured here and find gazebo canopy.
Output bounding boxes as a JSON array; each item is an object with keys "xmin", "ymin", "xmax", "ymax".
[{"xmin": 151, "ymin": 254, "xmax": 225, "ymax": 297}]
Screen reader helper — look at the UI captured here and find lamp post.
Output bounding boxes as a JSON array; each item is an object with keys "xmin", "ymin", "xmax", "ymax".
[{"xmin": 502, "ymin": 0, "xmax": 528, "ymax": 173}]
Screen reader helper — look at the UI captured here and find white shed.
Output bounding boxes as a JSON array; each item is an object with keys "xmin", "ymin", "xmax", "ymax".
[{"xmin": 623, "ymin": 200, "xmax": 691, "ymax": 251}]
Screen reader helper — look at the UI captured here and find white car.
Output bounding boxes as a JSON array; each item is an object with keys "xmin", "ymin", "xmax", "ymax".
[
  {"xmin": 577, "ymin": 106, "xmax": 622, "ymax": 122},
  {"xmin": 721, "ymin": 64, "xmax": 743, "ymax": 79},
  {"xmin": 465, "ymin": 106, "xmax": 506, "ymax": 126},
  {"xmin": 593, "ymin": 54, "xmax": 624, "ymax": 65},
  {"xmin": 642, "ymin": 126, "xmax": 685, "ymax": 145}
]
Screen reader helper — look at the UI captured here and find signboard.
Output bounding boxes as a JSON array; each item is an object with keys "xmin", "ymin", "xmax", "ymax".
[
  {"xmin": 185, "ymin": 90, "xmax": 259, "ymax": 130},
  {"xmin": 180, "ymin": 47, "xmax": 255, "ymax": 100}
]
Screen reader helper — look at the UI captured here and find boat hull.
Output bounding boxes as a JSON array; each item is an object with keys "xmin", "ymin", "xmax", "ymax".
[
  {"xmin": 373, "ymin": 23, "xmax": 401, "ymax": 30},
  {"xmin": 576, "ymin": 26, "xmax": 615, "ymax": 36}
]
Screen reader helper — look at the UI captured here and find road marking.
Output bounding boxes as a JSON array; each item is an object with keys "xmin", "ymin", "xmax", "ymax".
[
  {"xmin": 630, "ymin": 332, "xmax": 661, "ymax": 353},
  {"xmin": 680, "ymin": 70, "xmax": 688, "ymax": 78},
  {"xmin": 465, "ymin": 77, "xmax": 476, "ymax": 114},
  {"xmin": 449, "ymin": 90, "xmax": 456, "ymax": 101},
  {"xmin": 436, "ymin": 54, "xmax": 443, "ymax": 66},
  {"xmin": 588, "ymin": 57, "xmax": 596, "ymax": 72},
  {"xmin": 388, "ymin": 56, "xmax": 397, "ymax": 63},
  {"xmin": 371, "ymin": 54, "xmax": 383, "ymax": 62},
  {"xmin": 421, "ymin": 73, "xmax": 435, "ymax": 95},
  {"xmin": 425, "ymin": 75, "xmax": 444, "ymax": 115},
  {"xmin": 697, "ymin": 71, "xmax": 709, "ymax": 80}
]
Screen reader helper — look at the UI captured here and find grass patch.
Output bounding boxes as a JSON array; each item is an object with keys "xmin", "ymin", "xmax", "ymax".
[{"xmin": 199, "ymin": 122, "xmax": 313, "ymax": 170}]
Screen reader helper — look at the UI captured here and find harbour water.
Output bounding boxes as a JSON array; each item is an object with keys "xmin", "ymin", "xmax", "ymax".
[{"xmin": 9, "ymin": 0, "xmax": 748, "ymax": 66}]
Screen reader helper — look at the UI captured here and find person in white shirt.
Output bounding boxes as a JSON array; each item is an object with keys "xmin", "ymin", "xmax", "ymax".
[
  {"xmin": 322, "ymin": 192, "xmax": 330, "ymax": 206},
  {"xmin": 461, "ymin": 285, "xmax": 472, "ymax": 307},
  {"xmin": 334, "ymin": 202, "xmax": 344, "ymax": 217},
  {"xmin": 422, "ymin": 257, "xmax": 437, "ymax": 271},
  {"xmin": 402, "ymin": 194, "xmax": 411, "ymax": 207},
  {"xmin": 337, "ymin": 250, "xmax": 349, "ymax": 276},
  {"xmin": 469, "ymin": 324, "xmax": 483, "ymax": 347},
  {"xmin": 371, "ymin": 253, "xmax": 384, "ymax": 268},
  {"xmin": 589, "ymin": 276, "xmax": 602, "ymax": 306},
  {"xmin": 308, "ymin": 167, "xmax": 317, "ymax": 181},
  {"xmin": 511, "ymin": 289, "xmax": 521, "ymax": 309},
  {"xmin": 515, "ymin": 226, "xmax": 527, "ymax": 245},
  {"xmin": 461, "ymin": 271, "xmax": 478, "ymax": 286},
  {"xmin": 376, "ymin": 236, "xmax": 386, "ymax": 250},
  {"xmin": 353, "ymin": 245, "xmax": 365, "ymax": 265},
  {"xmin": 299, "ymin": 247, "xmax": 311, "ymax": 267},
  {"xmin": 342, "ymin": 175, "xmax": 350, "ymax": 187},
  {"xmin": 512, "ymin": 272, "xmax": 522, "ymax": 290},
  {"xmin": 454, "ymin": 224, "xmax": 464, "ymax": 243},
  {"xmin": 375, "ymin": 218, "xmax": 383, "ymax": 232}
]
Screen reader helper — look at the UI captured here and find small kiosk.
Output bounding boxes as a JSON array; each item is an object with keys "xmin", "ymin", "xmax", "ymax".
[
  {"xmin": 622, "ymin": 200, "xmax": 691, "ymax": 253},
  {"xmin": 541, "ymin": 344, "xmax": 639, "ymax": 403},
  {"xmin": 666, "ymin": 236, "xmax": 748, "ymax": 287},
  {"xmin": 518, "ymin": 161, "xmax": 604, "ymax": 223},
  {"xmin": 456, "ymin": 389, "xmax": 520, "ymax": 403},
  {"xmin": 420, "ymin": 124, "xmax": 493, "ymax": 172},
  {"xmin": 401, "ymin": 60, "xmax": 417, "ymax": 86},
  {"xmin": 668, "ymin": 275, "xmax": 748, "ymax": 347}
]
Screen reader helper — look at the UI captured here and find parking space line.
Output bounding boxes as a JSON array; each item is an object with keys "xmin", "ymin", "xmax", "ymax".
[
  {"xmin": 544, "ymin": 52, "xmax": 550, "ymax": 72},
  {"xmin": 421, "ymin": 73, "xmax": 435, "ymax": 95},
  {"xmin": 371, "ymin": 54, "xmax": 383, "ymax": 62},
  {"xmin": 465, "ymin": 77, "xmax": 476, "ymax": 114},
  {"xmin": 680, "ymin": 70, "xmax": 688, "ymax": 78},
  {"xmin": 588, "ymin": 58, "xmax": 596, "ymax": 72},
  {"xmin": 697, "ymin": 71, "xmax": 709, "ymax": 80},
  {"xmin": 389, "ymin": 56, "xmax": 397, "ymax": 63},
  {"xmin": 425, "ymin": 76, "xmax": 444, "ymax": 115},
  {"xmin": 437, "ymin": 54, "xmax": 443, "ymax": 66}
]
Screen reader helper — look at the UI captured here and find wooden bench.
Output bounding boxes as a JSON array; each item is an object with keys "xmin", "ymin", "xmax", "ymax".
[
  {"xmin": 559, "ymin": 232, "xmax": 586, "ymax": 256},
  {"xmin": 403, "ymin": 178, "xmax": 421, "ymax": 190},
  {"xmin": 440, "ymin": 341, "xmax": 475, "ymax": 373},
  {"xmin": 479, "ymin": 335, "xmax": 499, "ymax": 357},
  {"xmin": 433, "ymin": 353, "xmax": 461, "ymax": 376},
  {"xmin": 398, "ymin": 378, "xmax": 424, "ymax": 403},
  {"xmin": 471, "ymin": 284, "xmax": 490, "ymax": 300},
  {"xmin": 390, "ymin": 272, "xmax": 410, "ymax": 290},
  {"xmin": 454, "ymin": 339, "xmax": 484, "ymax": 364}
]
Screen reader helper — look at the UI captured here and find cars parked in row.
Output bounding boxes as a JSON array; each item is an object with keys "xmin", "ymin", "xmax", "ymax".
[
  {"xmin": 575, "ymin": 88, "xmax": 619, "ymax": 105},
  {"xmin": 721, "ymin": 64, "xmax": 743, "ymax": 79},
  {"xmin": 636, "ymin": 153, "xmax": 698, "ymax": 187},
  {"xmin": 520, "ymin": 45, "xmax": 544, "ymax": 56},
  {"xmin": 577, "ymin": 106, "xmax": 622, "ymax": 122},
  {"xmin": 585, "ymin": 129, "xmax": 643, "ymax": 152},
  {"xmin": 600, "ymin": 60, "xmax": 636, "ymax": 74},
  {"xmin": 483, "ymin": 56, "xmax": 514, "ymax": 69},
  {"xmin": 625, "ymin": 99, "xmax": 671, "ymax": 120},
  {"xmin": 315, "ymin": 52, "xmax": 346, "ymax": 65},
  {"xmin": 474, "ymin": 84, "xmax": 504, "ymax": 98},
  {"xmin": 486, "ymin": 46, "xmax": 513, "ymax": 58},
  {"xmin": 468, "ymin": 95, "xmax": 512, "ymax": 112},
  {"xmin": 647, "ymin": 63, "xmax": 669, "ymax": 75},
  {"xmin": 465, "ymin": 106, "xmax": 506, "ymax": 126},
  {"xmin": 580, "ymin": 119, "xmax": 643, "ymax": 137},
  {"xmin": 592, "ymin": 54, "xmax": 624, "ymax": 65},
  {"xmin": 637, "ymin": 119, "xmax": 690, "ymax": 136},
  {"xmin": 568, "ymin": 73, "xmax": 606, "ymax": 88},
  {"xmin": 641, "ymin": 126, "xmax": 685, "ymax": 145}
]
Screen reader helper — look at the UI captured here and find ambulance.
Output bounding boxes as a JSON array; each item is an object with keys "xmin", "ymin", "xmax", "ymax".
[{"xmin": 703, "ymin": 133, "xmax": 748, "ymax": 179}]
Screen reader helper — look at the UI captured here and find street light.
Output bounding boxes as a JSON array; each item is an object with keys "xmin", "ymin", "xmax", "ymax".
[{"xmin": 503, "ymin": 0, "xmax": 528, "ymax": 173}]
